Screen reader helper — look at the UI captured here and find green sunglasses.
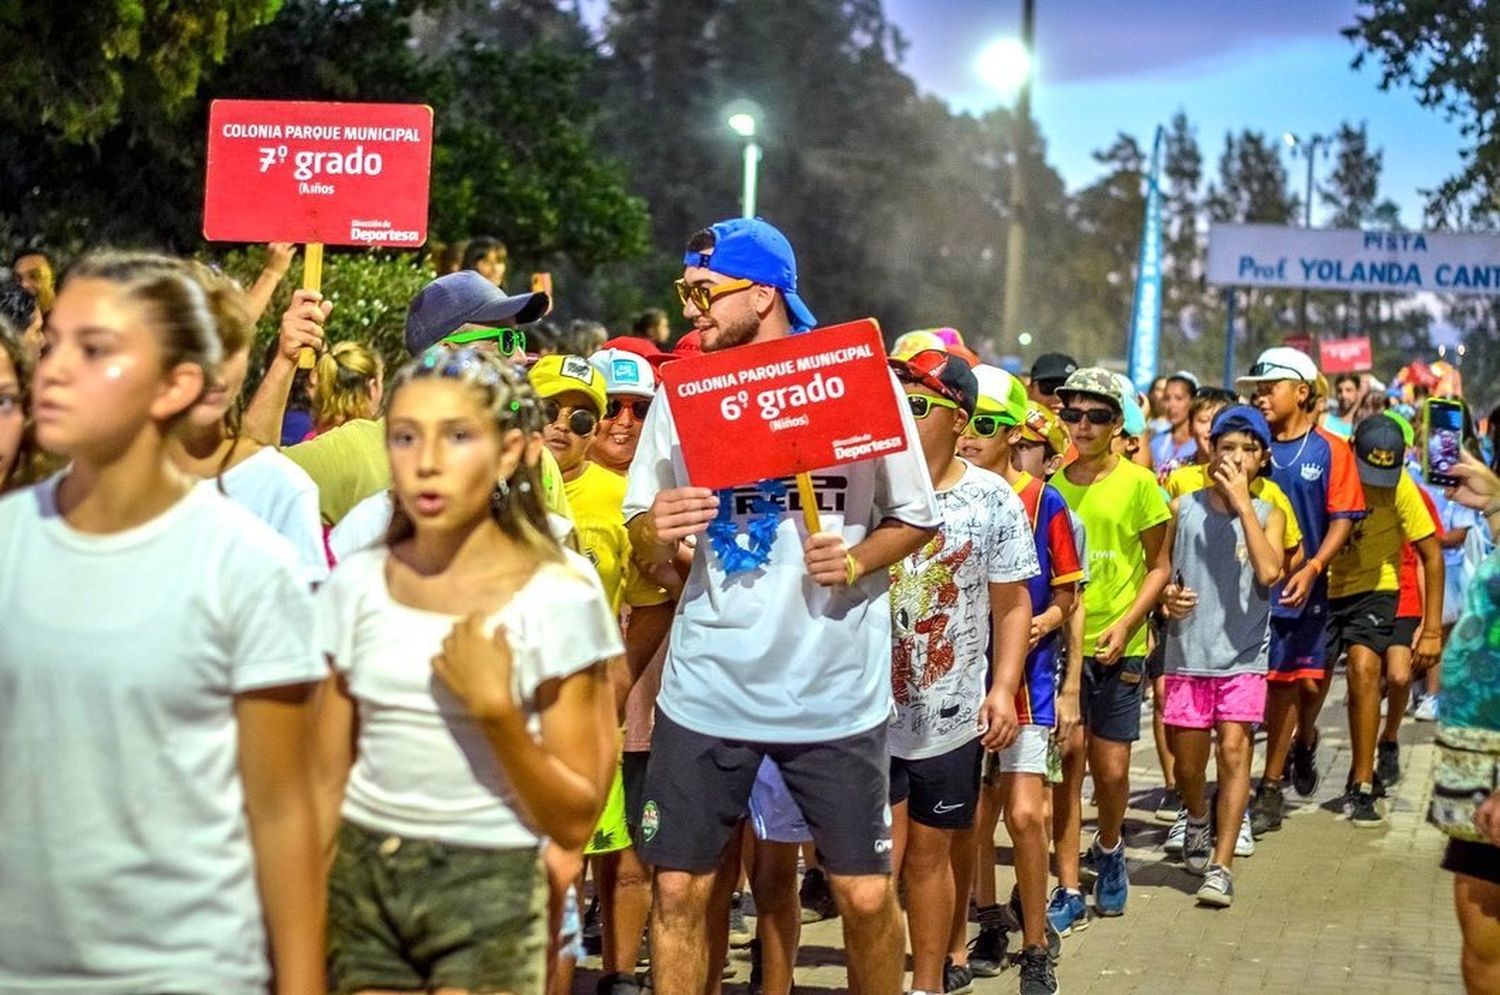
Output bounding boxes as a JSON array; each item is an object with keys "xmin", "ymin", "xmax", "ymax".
[
  {"xmin": 963, "ymin": 413, "xmax": 1016, "ymax": 438},
  {"xmin": 442, "ymin": 326, "xmax": 526, "ymax": 357}
]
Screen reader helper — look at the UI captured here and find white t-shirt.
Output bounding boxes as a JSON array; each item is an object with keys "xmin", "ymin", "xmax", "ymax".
[
  {"xmin": 0, "ymin": 477, "xmax": 324, "ymax": 995},
  {"xmin": 329, "ymin": 490, "xmax": 577, "ymax": 563},
  {"xmin": 889, "ymin": 461, "xmax": 1039, "ymax": 759},
  {"xmin": 206, "ymin": 446, "xmax": 328, "ymax": 585},
  {"xmin": 317, "ymin": 545, "xmax": 623, "ymax": 849},
  {"xmin": 622, "ymin": 372, "xmax": 940, "ymax": 743}
]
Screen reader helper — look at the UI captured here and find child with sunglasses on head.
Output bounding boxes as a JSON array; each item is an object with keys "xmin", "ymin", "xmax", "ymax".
[
  {"xmin": 315, "ymin": 346, "xmax": 620, "ymax": 995},
  {"xmin": 0, "ymin": 252, "xmax": 326, "ymax": 993},
  {"xmin": 1049, "ymin": 368, "xmax": 1173, "ymax": 927},
  {"xmin": 528, "ymin": 354, "xmax": 674, "ymax": 994},
  {"xmin": 888, "ymin": 350, "xmax": 1041, "ymax": 995},
  {"xmin": 1159, "ymin": 407, "xmax": 1286, "ymax": 907},
  {"xmin": 957, "ymin": 373, "xmax": 1081, "ymax": 988}
]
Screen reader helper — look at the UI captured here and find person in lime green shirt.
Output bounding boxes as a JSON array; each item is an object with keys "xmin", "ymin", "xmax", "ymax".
[{"xmin": 1049, "ymin": 367, "xmax": 1171, "ymax": 920}]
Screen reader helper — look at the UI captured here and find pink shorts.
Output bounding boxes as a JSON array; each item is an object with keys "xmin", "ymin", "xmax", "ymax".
[{"xmin": 1163, "ymin": 673, "xmax": 1267, "ymax": 729}]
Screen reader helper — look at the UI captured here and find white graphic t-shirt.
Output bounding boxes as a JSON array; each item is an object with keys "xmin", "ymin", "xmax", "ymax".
[{"xmin": 889, "ymin": 461, "xmax": 1039, "ymax": 760}]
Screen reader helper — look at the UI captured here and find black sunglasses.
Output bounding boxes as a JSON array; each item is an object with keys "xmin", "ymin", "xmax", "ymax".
[
  {"xmin": 1058, "ymin": 406, "xmax": 1117, "ymax": 426},
  {"xmin": 542, "ymin": 400, "xmax": 598, "ymax": 436},
  {"xmin": 1034, "ymin": 378, "xmax": 1066, "ymax": 396},
  {"xmin": 1246, "ymin": 361, "xmax": 1305, "ymax": 380},
  {"xmin": 605, "ymin": 397, "xmax": 651, "ymax": 420}
]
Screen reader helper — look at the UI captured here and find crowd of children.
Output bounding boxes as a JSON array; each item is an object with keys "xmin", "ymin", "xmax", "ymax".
[{"xmin": 0, "ymin": 222, "xmax": 1498, "ymax": 995}]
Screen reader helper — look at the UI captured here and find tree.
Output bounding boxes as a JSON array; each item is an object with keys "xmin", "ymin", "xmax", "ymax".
[
  {"xmin": 0, "ymin": 1, "xmax": 282, "ymax": 143},
  {"xmin": 1345, "ymin": 2, "xmax": 1500, "ymax": 215},
  {"xmin": 1321, "ymin": 121, "xmax": 1381, "ymax": 227}
]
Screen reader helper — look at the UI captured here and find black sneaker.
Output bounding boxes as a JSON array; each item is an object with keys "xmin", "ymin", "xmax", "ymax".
[
  {"xmin": 596, "ymin": 973, "xmax": 643, "ymax": 995},
  {"xmin": 1155, "ymin": 786, "xmax": 1183, "ymax": 823},
  {"xmin": 1079, "ymin": 844, "xmax": 1099, "ymax": 886},
  {"xmin": 583, "ymin": 893, "xmax": 603, "ymax": 956},
  {"xmin": 1347, "ymin": 782, "xmax": 1386, "ymax": 828},
  {"xmin": 1018, "ymin": 945, "xmax": 1059, "ymax": 995},
  {"xmin": 1377, "ymin": 741, "xmax": 1402, "ymax": 787},
  {"xmin": 748, "ymin": 938, "xmax": 763, "ymax": 995},
  {"xmin": 1290, "ymin": 733, "xmax": 1320, "ymax": 797},
  {"xmin": 943, "ymin": 956, "xmax": 974, "ymax": 994},
  {"xmin": 1249, "ymin": 781, "xmax": 1284, "ymax": 837},
  {"xmin": 967, "ymin": 924, "xmax": 1009, "ymax": 978},
  {"xmin": 1004, "ymin": 884, "xmax": 1025, "ymax": 932},
  {"xmin": 798, "ymin": 867, "xmax": 839, "ymax": 923}
]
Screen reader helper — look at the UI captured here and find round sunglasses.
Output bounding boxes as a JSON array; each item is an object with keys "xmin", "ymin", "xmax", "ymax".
[
  {"xmin": 605, "ymin": 397, "xmax": 652, "ymax": 420},
  {"xmin": 542, "ymin": 399, "xmax": 598, "ymax": 436}
]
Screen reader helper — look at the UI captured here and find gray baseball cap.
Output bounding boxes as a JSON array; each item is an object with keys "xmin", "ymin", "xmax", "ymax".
[{"xmin": 403, "ymin": 271, "xmax": 550, "ymax": 355}]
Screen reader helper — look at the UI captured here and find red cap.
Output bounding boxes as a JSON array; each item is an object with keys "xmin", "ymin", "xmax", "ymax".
[{"xmin": 671, "ymin": 330, "xmax": 703, "ymax": 362}]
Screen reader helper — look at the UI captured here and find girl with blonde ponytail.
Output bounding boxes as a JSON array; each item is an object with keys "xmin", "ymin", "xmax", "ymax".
[
  {"xmin": 0, "ymin": 252, "xmax": 326, "ymax": 993},
  {"xmin": 309, "ymin": 340, "xmax": 382, "ymax": 438}
]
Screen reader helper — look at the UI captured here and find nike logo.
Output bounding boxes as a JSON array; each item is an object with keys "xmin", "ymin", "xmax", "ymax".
[{"xmin": 933, "ymin": 800, "xmax": 965, "ymax": 814}]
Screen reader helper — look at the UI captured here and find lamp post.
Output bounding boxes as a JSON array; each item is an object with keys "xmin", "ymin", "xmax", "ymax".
[
  {"xmin": 1284, "ymin": 131, "xmax": 1328, "ymax": 343},
  {"xmin": 978, "ymin": 1, "xmax": 1036, "ymax": 357},
  {"xmin": 728, "ymin": 110, "xmax": 761, "ymax": 219}
]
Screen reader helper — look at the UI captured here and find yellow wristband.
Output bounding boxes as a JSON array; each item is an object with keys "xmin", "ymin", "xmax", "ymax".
[{"xmin": 844, "ymin": 552, "xmax": 861, "ymax": 587}]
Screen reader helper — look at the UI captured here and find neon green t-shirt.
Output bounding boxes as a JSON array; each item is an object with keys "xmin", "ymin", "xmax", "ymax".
[{"xmin": 1052, "ymin": 457, "xmax": 1172, "ymax": 658}]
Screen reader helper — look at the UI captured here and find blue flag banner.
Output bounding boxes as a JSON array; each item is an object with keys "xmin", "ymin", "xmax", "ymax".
[{"xmin": 1127, "ymin": 126, "xmax": 1164, "ymax": 391}]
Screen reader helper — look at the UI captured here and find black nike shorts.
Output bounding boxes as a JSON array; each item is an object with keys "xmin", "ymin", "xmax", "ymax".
[{"xmin": 889, "ymin": 737, "xmax": 984, "ymax": 830}]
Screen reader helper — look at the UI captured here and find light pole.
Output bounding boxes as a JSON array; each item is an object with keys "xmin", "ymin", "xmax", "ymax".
[
  {"xmin": 978, "ymin": 1, "xmax": 1036, "ymax": 358},
  {"xmin": 728, "ymin": 110, "xmax": 761, "ymax": 219},
  {"xmin": 1284, "ymin": 131, "xmax": 1328, "ymax": 342}
]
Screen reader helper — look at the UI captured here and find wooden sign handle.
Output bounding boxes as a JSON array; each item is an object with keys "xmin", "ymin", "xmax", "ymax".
[
  {"xmin": 297, "ymin": 242, "xmax": 324, "ymax": 370},
  {"xmin": 796, "ymin": 472, "xmax": 821, "ymax": 534}
]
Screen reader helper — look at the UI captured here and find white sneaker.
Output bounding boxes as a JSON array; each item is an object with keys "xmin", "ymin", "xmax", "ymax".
[
  {"xmin": 1163, "ymin": 808, "xmax": 1186, "ymax": 853},
  {"xmin": 1415, "ymin": 695, "xmax": 1439, "ymax": 722},
  {"xmin": 1195, "ymin": 864, "xmax": 1234, "ymax": 907},
  {"xmin": 1235, "ymin": 810, "xmax": 1255, "ymax": 857}
]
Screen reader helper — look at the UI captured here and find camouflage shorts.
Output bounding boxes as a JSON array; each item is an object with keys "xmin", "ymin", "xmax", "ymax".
[{"xmin": 328, "ymin": 821, "xmax": 547, "ymax": 994}]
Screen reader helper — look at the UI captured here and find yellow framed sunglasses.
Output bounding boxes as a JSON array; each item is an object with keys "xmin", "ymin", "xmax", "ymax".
[{"xmin": 674, "ymin": 277, "xmax": 755, "ymax": 312}]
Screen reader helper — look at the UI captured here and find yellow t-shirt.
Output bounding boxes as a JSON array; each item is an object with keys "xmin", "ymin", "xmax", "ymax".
[
  {"xmin": 1327, "ymin": 472, "xmax": 1435, "ymax": 598},
  {"xmin": 285, "ymin": 417, "xmax": 572, "ymax": 526},
  {"xmin": 564, "ymin": 461, "xmax": 667, "ymax": 613},
  {"xmin": 1052, "ymin": 458, "xmax": 1172, "ymax": 658},
  {"xmin": 1164, "ymin": 464, "xmax": 1303, "ymax": 552}
]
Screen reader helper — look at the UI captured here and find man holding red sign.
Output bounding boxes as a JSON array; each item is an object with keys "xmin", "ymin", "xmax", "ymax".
[{"xmin": 624, "ymin": 218, "xmax": 939, "ymax": 995}]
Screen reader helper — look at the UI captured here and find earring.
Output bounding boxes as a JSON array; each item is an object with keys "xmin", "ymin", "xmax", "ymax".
[
  {"xmin": 517, "ymin": 478, "xmax": 533, "ymax": 495},
  {"xmin": 491, "ymin": 480, "xmax": 510, "ymax": 510}
]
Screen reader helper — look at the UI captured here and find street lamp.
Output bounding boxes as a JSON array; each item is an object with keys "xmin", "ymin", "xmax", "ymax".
[
  {"xmin": 986, "ymin": 0, "xmax": 1036, "ymax": 358},
  {"xmin": 1284, "ymin": 131, "xmax": 1329, "ymax": 340},
  {"xmin": 726, "ymin": 103, "xmax": 762, "ymax": 219}
]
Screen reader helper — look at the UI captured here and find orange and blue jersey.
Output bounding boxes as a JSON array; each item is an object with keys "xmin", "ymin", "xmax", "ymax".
[
  {"xmin": 1266, "ymin": 426, "xmax": 1366, "ymax": 619},
  {"xmin": 1012, "ymin": 474, "xmax": 1084, "ymax": 727}
]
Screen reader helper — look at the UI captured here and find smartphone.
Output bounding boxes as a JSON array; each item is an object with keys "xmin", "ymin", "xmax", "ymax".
[{"xmin": 1423, "ymin": 397, "xmax": 1466, "ymax": 488}]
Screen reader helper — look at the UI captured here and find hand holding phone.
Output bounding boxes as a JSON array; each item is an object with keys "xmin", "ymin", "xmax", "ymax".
[{"xmin": 1422, "ymin": 397, "xmax": 1466, "ymax": 488}]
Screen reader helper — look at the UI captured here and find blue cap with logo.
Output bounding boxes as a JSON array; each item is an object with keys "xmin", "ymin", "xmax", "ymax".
[{"xmin": 683, "ymin": 218, "xmax": 817, "ymax": 332}]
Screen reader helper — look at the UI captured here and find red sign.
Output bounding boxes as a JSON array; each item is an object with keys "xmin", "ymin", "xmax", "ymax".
[
  {"xmin": 203, "ymin": 100, "xmax": 433, "ymax": 246},
  {"xmin": 1320, "ymin": 336, "xmax": 1374, "ymax": 373},
  {"xmin": 661, "ymin": 320, "xmax": 908, "ymax": 489}
]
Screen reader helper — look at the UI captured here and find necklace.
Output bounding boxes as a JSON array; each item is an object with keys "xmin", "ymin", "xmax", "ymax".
[
  {"xmin": 1270, "ymin": 427, "xmax": 1313, "ymax": 471},
  {"xmin": 707, "ymin": 478, "xmax": 786, "ymax": 575}
]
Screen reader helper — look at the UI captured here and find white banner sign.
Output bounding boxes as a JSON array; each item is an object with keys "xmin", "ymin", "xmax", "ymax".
[{"xmin": 1206, "ymin": 223, "xmax": 1500, "ymax": 294}]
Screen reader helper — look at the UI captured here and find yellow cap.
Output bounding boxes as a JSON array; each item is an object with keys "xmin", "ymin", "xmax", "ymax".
[
  {"xmin": 1020, "ymin": 401, "xmax": 1072, "ymax": 456},
  {"xmin": 527, "ymin": 354, "xmax": 607, "ymax": 417}
]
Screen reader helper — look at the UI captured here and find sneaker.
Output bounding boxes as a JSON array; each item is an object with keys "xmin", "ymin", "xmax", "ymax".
[
  {"xmin": 582, "ymin": 893, "xmax": 603, "ymax": 956},
  {"xmin": 1155, "ymin": 787, "xmax": 1183, "ymax": 823},
  {"xmin": 1415, "ymin": 694, "xmax": 1440, "ymax": 722},
  {"xmin": 1249, "ymin": 782, "xmax": 1283, "ymax": 837},
  {"xmin": 967, "ymin": 924, "xmax": 1009, "ymax": 978},
  {"xmin": 1005, "ymin": 884, "xmax": 1024, "ymax": 933},
  {"xmin": 748, "ymin": 938, "xmax": 763, "ymax": 995},
  {"xmin": 1078, "ymin": 844, "xmax": 1099, "ymax": 886},
  {"xmin": 943, "ymin": 957, "xmax": 974, "ymax": 994},
  {"xmin": 597, "ymin": 973, "xmax": 644, "ymax": 995},
  {"xmin": 1017, "ymin": 945, "xmax": 1059, "ymax": 995},
  {"xmin": 1044, "ymin": 917, "xmax": 1062, "ymax": 964},
  {"xmin": 1290, "ymin": 733, "xmax": 1321, "ymax": 797},
  {"xmin": 1045, "ymin": 885, "xmax": 1088, "ymax": 935},
  {"xmin": 1195, "ymin": 864, "xmax": 1234, "ymax": 908},
  {"xmin": 1347, "ymin": 782, "xmax": 1386, "ymax": 828},
  {"xmin": 1234, "ymin": 810, "xmax": 1255, "ymax": 857},
  {"xmin": 798, "ymin": 867, "xmax": 839, "ymax": 923},
  {"xmin": 1182, "ymin": 813, "xmax": 1212, "ymax": 875},
  {"xmin": 1163, "ymin": 808, "xmax": 1187, "ymax": 854},
  {"xmin": 1377, "ymin": 740, "xmax": 1402, "ymax": 787},
  {"xmin": 1091, "ymin": 836, "xmax": 1129, "ymax": 916},
  {"xmin": 728, "ymin": 891, "xmax": 753, "ymax": 949}
]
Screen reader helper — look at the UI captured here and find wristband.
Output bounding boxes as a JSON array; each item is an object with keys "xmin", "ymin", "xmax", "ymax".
[
  {"xmin": 1306, "ymin": 557, "xmax": 1324, "ymax": 576},
  {"xmin": 844, "ymin": 552, "xmax": 862, "ymax": 587},
  {"xmin": 1484, "ymin": 499, "xmax": 1500, "ymax": 519}
]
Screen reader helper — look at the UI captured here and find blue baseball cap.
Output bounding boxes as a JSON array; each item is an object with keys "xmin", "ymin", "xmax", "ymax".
[
  {"xmin": 1210, "ymin": 404, "xmax": 1272, "ymax": 450},
  {"xmin": 404, "ymin": 271, "xmax": 550, "ymax": 356},
  {"xmin": 683, "ymin": 218, "xmax": 817, "ymax": 332}
]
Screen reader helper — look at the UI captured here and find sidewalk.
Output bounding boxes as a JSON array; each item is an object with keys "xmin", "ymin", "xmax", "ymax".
[{"xmin": 695, "ymin": 680, "xmax": 1465, "ymax": 994}]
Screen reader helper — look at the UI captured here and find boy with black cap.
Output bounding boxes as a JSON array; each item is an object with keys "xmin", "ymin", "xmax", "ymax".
[
  {"xmin": 1048, "ymin": 368, "xmax": 1172, "ymax": 927},
  {"xmin": 1027, "ymin": 353, "xmax": 1077, "ymax": 414},
  {"xmin": 624, "ymin": 219, "xmax": 939, "ymax": 995},
  {"xmin": 1325, "ymin": 416, "xmax": 1444, "ymax": 826},
  {"xmin": 886, "ymin": 349, "xmax": 1040, "ymax": 995},
  {"xmin": 1159, "ymin": 406, "xmax": 1286, "ymax": 906}
]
